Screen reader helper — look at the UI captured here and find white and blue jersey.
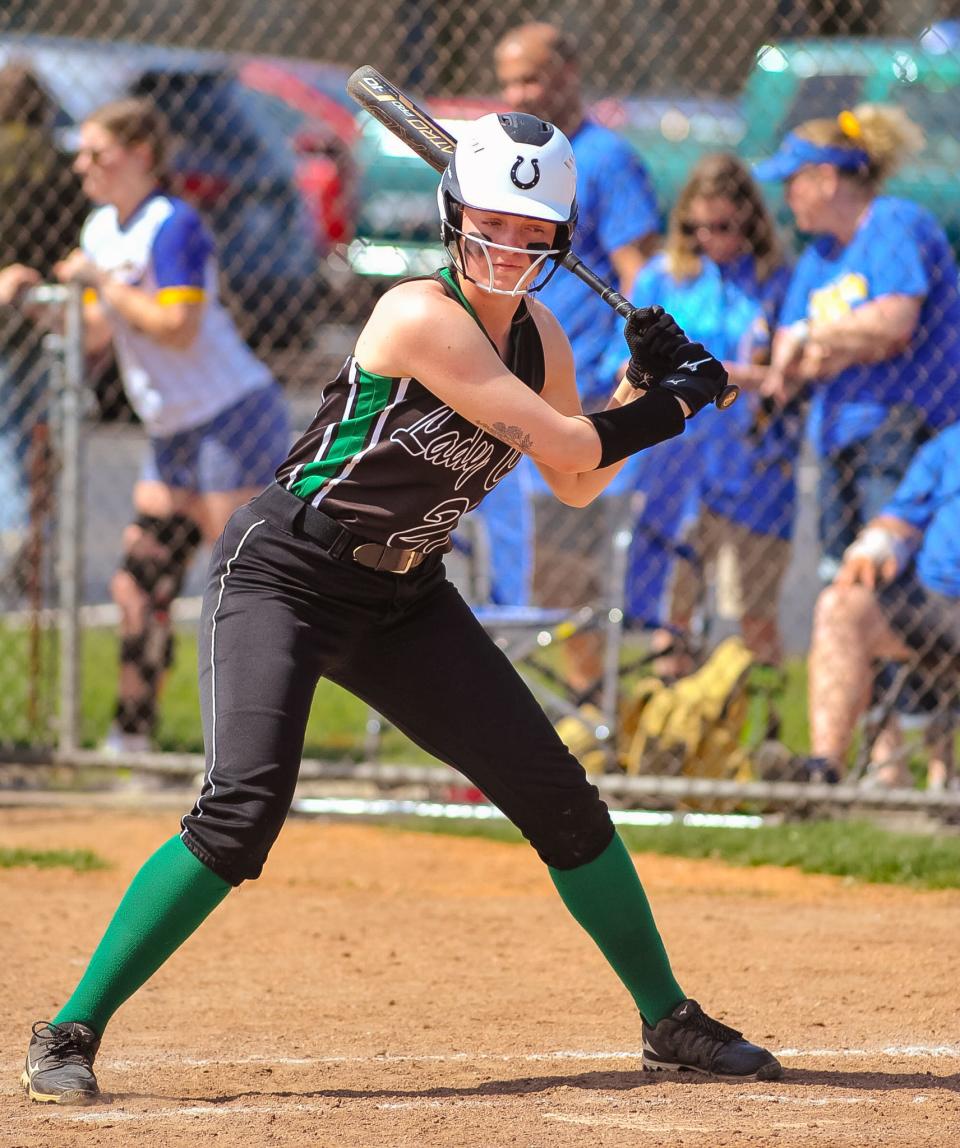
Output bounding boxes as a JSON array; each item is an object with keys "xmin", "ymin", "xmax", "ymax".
[
  {"xmin": 882, "ymin": 422, "xmax": 960, "ymax": 599},
  {"xmin": 81, "ymin": 191, "xmax": 273, "ymax": 436},
  {"xmin": 780, "ymin": 196, "xmax": 960, "ymax": 456}
]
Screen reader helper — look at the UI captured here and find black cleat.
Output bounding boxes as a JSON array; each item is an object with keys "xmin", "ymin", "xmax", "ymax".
[
  {"xmin": 21, "ymin": 1020, "xmax": 102, "ymax": 1104},
  {"xmin": 642, "ymin": 999, "xmax": 782, "ymax": 1081}
]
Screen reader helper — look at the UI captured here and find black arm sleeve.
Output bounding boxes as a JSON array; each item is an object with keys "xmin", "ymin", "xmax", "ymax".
[{"xmin": 586, "ymin": 387, "xmax": 685, "ymax": 469}]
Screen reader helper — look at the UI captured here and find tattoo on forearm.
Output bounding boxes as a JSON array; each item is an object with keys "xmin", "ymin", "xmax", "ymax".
[{"xmin": 479, "ymin": 421, "xmax": 534, "ymax": 453}]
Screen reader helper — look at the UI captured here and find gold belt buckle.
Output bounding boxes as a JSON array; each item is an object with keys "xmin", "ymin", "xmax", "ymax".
[{"xmin": 352, "ymin": 542, "xmax": 419, "ymax": 574}]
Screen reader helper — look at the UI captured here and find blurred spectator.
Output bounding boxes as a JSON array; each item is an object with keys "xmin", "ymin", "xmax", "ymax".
[
  {"xmin": 608, "ymin": 154, "xmax": 797, "ymax": 669},
  {"xmin": 491, "ymin": 21, "xmax": 660, "ymax": 697},
  {"xmin": 757, "ymin": 104, "xmax": 960, "ymax": 581},
  {"xmin": 757, "ymin": 103, "xmax": 960, "ymax": 762},
  {"xmin": 0, "ymin": 63, "xmax": 86, "ymax": 572},
  {"xmin": 806, "ymin": 422, "xmax": 960, "ymax": 789},
  {"xmin": 52, "ymin": 98, "xmax": 290, "ymax": 754}
]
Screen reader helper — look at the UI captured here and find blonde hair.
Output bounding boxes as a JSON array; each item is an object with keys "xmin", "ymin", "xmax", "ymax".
[
  {"xmin": 665, "ymin": 152, "xmax": 784, "ymax": 283},
  {"xmin": 794, "ymin": 102, "xmax": 924, "ymax": 188},
  {"xmin": 85, "ymin": 97, "xmax": 169, "ymax": 178}
]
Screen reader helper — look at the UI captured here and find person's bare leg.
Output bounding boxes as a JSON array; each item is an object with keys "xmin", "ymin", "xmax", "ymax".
[
  {"xmin": 865, "ymin": 719, "xmax": 912, "ymax": 786},
  {"xmin": 561, "ymin": 631, "xmax": 605, "ymax": 701},
  {"xmin": 808, "ymin": 583, "xmax": 911, "ymax": 775},
  {"xmin": 650, "ymin": 623, "xmax": 695, "ymax": 680},
  {"xmin": 111, "ymin": 482, "xmax": 198, "ymax": 741}
]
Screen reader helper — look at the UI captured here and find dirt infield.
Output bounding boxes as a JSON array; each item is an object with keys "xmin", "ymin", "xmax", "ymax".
[{"xmin": 2, "ymin": 808, "xmax": 958, "ymax": 1147}]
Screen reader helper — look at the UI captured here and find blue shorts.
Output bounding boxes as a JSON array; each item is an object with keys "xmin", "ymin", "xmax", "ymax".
[{"xmin": 141, "ymin": 384, "xmax": 290, "ymax": 493}]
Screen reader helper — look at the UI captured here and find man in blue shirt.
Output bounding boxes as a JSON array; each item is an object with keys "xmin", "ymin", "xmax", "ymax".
[
  {"xmin": 487, "ymin": 21, "xmax": 660, "ymax": 697},
  {"xmin": 495, "ymin": 22, "xmax": 660, "ymax": 404},
  {"xmin": 805, "ymin": 423, "xmax": 960, "ymax": 788}
]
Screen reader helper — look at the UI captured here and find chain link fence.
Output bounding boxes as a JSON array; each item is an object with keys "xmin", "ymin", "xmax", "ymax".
[{"xmin": 0, "ymin": 1, "xmax": 957, "ymax": 798}]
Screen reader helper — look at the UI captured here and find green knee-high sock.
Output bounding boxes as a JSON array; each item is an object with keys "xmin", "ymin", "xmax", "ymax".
[
  {"xmin": 54, "ymin": 835, "xmax": 231, "ymax": 1035},
  {"xmin": 549, "ymin": 832, "xmax": 685, "ymax": 1025}
]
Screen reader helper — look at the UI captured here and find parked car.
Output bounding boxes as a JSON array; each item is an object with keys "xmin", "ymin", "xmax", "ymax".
[
  {"xmin": 0, "ymin": 33, "xmax": 325, "ymax": 352},
  {"xmin": 346, "ymin": 96, "xmax": 503, "ymax": 294},
  {"xmin": 740, "ymin": 37, "xmax": 960, "ymax": 257},
  {"xmin": 590, "ymin": 93, "xmax": 746, "ymax": 221},
  {"xmin": 237, "ymin": 57, "xmax": 358, "ymax": 249}
]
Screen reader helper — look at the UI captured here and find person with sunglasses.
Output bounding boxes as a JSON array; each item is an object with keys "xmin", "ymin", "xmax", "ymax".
[
  {"xmin": 603, "ymin": 152, "xmax": 799, "ymax": 672},
  {"xmin": 50, "ymin": 98, "xmax": 291, "ymax": 756},
  {"xmin": 757, "ymin": 105, "xmax": 960, "ymax": 783}
]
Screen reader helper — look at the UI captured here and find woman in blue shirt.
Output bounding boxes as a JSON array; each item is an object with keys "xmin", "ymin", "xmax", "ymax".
[
  {"xmin": 611, "ymin": 153, "xmax": 797, "ymax": 667},
  {"xmin": 757, "ymin": 104, "xmax": 960, "ymax": 582}
]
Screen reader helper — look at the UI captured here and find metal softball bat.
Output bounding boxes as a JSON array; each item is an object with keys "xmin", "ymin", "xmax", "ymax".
[{"xmin": 347, "ymin": 65, "xmax": 738, "ymax": 411}]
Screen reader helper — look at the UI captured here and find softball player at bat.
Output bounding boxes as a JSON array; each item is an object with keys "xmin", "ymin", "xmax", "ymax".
[{"xmin": 22, "ymin": 112, "xmax": 781, "ymax": 1105}]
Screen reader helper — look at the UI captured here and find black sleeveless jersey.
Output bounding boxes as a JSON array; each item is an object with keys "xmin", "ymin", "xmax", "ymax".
[{"xmin": 275, "ymin": 269, "xmax": 545, "ymax": 554}]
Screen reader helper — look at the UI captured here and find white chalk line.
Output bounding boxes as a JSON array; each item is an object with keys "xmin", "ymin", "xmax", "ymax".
[
  {"xmin": 51, "ymin": 1092, "xmax": 913, "ymax": 1127},
  {"xmin": 4, "ymin": 1044, "xmax": 958, "ymax": 1077},
  {"xmin": 38, "ymin": 1059, "xmax": 952, "ymax": 1127},
  {"xmin": 107, "ymin": 1043, "xmax": 960, "ymax": 1069},
  {"xmin": 544, "ymin": 1112, "xmax": 855, "ymax": 1132}
]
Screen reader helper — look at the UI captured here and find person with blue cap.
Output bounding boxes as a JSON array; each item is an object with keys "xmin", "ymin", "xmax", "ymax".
[
  {"xmin": 755, "ymin": 103, "xmax": 960, "ymax": 781},
  {"xmin": 756, "ymin": 104, "xmax": 960, "ymax": 583}
]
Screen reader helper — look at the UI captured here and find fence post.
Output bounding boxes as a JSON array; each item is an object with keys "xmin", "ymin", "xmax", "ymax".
[{"xmin": 45, "ymin": 282, "xmax": 85, "ymax": 754}]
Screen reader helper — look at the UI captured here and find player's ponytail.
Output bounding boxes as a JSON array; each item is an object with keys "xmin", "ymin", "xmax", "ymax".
[
  {"xmin": 848, "ymin": 103, "xmax": 925, "ymax": 184},
  {"xmin": 794, "ymin": 103, "xmax": 924, "ymax": 189}
]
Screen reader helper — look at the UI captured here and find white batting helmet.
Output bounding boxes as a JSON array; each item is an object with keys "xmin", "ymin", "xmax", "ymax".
[{"xmin": 438, "ymin": 112, "xmax": 578, "ymax": 295}]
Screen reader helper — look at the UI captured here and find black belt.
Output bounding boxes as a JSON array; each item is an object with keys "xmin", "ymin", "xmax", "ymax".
[{"xmin": 254, "ymin": 484, "xmax": 428, "ymax": 575}]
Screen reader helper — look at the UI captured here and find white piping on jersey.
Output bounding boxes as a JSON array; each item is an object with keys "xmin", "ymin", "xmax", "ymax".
[
  {"xmin": 310, "ymin": 359, "xmax": 412, "ymax": 508},
  {"xmin": 186, "ymin": 517, "xmax": 264, "ymax": 827}
]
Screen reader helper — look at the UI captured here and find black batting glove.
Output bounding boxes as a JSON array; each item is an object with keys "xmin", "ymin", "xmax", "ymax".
[
  {"xmin": 624, "ymin": 307, "xmax": 688, "ymax": 389},
  {"xmin": 656, "ymin": 344, "xmax": 728, "ymax": 417}
]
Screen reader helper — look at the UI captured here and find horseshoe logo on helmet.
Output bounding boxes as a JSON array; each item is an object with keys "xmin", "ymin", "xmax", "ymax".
[{"xmin": 510, "ymin": 155, "xmax": 541, "ymax": 190}]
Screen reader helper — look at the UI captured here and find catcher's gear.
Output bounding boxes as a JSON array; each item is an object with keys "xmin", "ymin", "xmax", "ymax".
[
  {"xmin": 116, "ymin": 513, "xmax": 202, "ymax": 735},
  {"xmin": 438, "ymin": 112, "xmax": 578, "ymax": 296}
]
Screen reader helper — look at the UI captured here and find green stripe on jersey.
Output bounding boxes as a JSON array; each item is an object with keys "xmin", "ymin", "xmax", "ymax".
[{"xmin": 289, "ymin": 363, "xmax": 398, "ymax": 500}]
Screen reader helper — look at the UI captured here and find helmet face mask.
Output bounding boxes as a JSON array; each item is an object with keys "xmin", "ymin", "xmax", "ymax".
[{"xmin": 438, "ymin": 112, "xmax": 578, "ymax": 296}]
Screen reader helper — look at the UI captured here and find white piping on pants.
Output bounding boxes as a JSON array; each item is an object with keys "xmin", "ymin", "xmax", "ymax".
[{"xmin": 186, "ymin": 518, "xmax": 265, "ymax": 826}]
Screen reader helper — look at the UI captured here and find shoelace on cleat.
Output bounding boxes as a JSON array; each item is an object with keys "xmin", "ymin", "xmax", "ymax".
[
  {"xmin": 31, "ymin": 1022, "xmax": 94, "ymax": 1068},
  {"xmin": 687, "ymin": 1008, "xmax": 743, "ymax": 1044}
]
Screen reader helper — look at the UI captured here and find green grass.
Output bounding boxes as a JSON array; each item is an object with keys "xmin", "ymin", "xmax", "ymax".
[
  {"xmin": 0, "ymin": 622, "xmax": 938, "ymax": 770},
  {"xmin": 0, "ymin": 623, "xmax": 437, "ymax": 762},
  {"xmin": 383, "ymin": 817, "xmax": 960, "ymax": 890},
  {"xmin": 0, "ymin": 847, "xmax": 108, "ymax": 872},
  {"xmin": 0, "ymin": 622, "xmax": 945, "ymax": 779}
]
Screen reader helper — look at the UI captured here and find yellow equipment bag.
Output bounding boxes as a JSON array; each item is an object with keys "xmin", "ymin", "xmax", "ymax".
[{"xmin": 620, "ymin": 635, "xmax": 756, "ymax": 781}]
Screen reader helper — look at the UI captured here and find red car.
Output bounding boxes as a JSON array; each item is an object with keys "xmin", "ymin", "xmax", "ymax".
[{"xmin": 238, "ymin": 58, "xmax": 359, "ymax": 250}]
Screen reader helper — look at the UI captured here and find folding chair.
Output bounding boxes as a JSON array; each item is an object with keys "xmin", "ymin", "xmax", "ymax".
[
  {"xmin": 850, "ymin": 646, "xmax": 959, "ymax": 788},
  {"xmin": 358, "ymin": 500, "xmax": 632, "ymax": 765}
]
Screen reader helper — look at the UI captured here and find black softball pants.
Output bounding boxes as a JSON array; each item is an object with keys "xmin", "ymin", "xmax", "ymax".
[{"xmin": 180, "ymin": 485, "xmax": 614, "ymax": 885}]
